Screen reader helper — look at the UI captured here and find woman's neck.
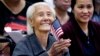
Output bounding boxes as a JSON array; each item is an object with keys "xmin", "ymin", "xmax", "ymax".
[
  {"xmin": 55, "ymin": 8, "xmax": 69, "ymax": 25},
  {"xmin": 35, "ymin": 30, "xmax": 49, "ymax": 49},
  {"xmin": 55, "ymin": 7, "xmax": 67, "ymax": 16},
  {"xmin": 77, "ymin": 21, "xmax": 88, "ymax": 36},
  {"xmin": 1, "ymin": 0, "xmax": 25, "ymax": 14}
]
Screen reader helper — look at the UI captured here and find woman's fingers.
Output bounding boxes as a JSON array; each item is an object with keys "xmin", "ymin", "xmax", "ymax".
[{"xmin": 50, "ymin": 38, "xmax": 71, "ymax": 55}]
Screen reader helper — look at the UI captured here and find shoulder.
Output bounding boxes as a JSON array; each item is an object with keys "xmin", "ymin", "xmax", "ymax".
[
  {"xmin": 90, "ymin": 21, "xmax": 100, "ymax": 29},
  {"xmin": 62, "ymin": 20, "xmax": 74, "ymax": 33},
  {"xmin": 12, "ymin": 34, "xmax": 34, "ymax": 56},
  {"xmin": 90, "ymin": 21, "xmax": 100, "ymax": 32},
  {"xmin": 61, "ymin": 20, "xmax": 74, "ymax": 39},
  {"xmin": 62, "ymin": 12, "xmax": 75, "ymax": 32},
  {"xmin": 14, "ymin": 34, "xmax": 35, "ymax": 49},
  {"xmin": 14, "ymin": 34, "xmax": 33, "ymax": 48}
]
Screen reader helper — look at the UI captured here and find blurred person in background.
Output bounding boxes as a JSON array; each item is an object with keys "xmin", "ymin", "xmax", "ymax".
[
  {"xmin": 92, "ymin": 0, "xmax": 100, "ymax": 23},
  {"xmin": 53, "ymin": 0, "xmax": 71, "ymax": 25},
  {"xmin": 0, "ymin": 0, "xmax": 31, "ymax": 35},
  {"xmin": 44, "ymin": 0, "xmax": 54, "ymax": 8},
  {"xmin": 0, "ymin": 0, "xmax": 30, "ymax": 56},
  {"xmin": 51, "ymin": 0, "xmax": 71, "ymax": 39},
  {"xmin": 12, "ymin": 2, "xmax": 71, "ymax": 56}
]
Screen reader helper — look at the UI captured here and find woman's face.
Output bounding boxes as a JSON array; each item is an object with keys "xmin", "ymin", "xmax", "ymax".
[
  {"xmin": 54, "ymin": 0, "xmax": 71, "ymax": 11},
  {"xmin": 73, "ymin": 0, "xmax": 94, "ymax": 23},
  {"xmin": 31, "ymin": 6, "xmax": 54, "ymax": 32}
]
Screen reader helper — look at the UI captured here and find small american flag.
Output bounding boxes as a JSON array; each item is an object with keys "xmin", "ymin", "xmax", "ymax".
[
  {"xmin": 51, "ymin": 20, "xmax": 69, "ymax": 52},
  {"xmin": 51, "ymin": 19, "xmax": 64, "ymax": 39}
]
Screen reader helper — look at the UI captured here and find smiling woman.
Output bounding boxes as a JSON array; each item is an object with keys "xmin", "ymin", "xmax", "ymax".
[
  {"xmin": 26, "ymin": 2, "xmax": 56, "ymax": 35},
  {"xmin": 73, "ymin": 0, "xmax": 94, "ymax": 24},
  {"xmin": 29, "ymin": 5, "xmax": 55, "ymax": 32},
  {"xmin": 12, "ymin": 2, "xmax": 71, "ymax": 56},
  {"xmin": 60, "ymin": 0, "xmax": 100, "ymax": 56}
]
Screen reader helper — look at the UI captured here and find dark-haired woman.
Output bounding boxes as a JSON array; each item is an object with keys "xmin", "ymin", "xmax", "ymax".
[{"xmin": 61, "ymin": 0, "xmax": 100, "ymax": 56}]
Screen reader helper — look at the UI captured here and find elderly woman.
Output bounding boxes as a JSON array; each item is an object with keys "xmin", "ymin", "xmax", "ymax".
[{"xmin": 12, "ymin": 2, "xmax": 71, "ymax": 56}]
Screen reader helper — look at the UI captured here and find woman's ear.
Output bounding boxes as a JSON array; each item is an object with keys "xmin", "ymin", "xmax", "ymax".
[{"xmin": 28, "ymin": 18, "xmax": 34, "ymax": 27}]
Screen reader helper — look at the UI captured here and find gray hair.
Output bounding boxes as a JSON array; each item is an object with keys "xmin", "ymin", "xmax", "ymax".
[{"xmin": 26, "ymin": 2, "xmax": 56, "ymax": 35}]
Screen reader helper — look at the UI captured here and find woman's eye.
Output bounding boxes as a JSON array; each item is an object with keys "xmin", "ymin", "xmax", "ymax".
[
  {"xmin": 87, "ymin": 5, "xmax": 92, "ymax": 9},
  {"xmin": 39, "ymin": 13, "xmax": 44, "ymax": 17},
  {"xmin": 78, "ymin": 5, "xmax": 84, "ymax": 9},
  {"xmin": 47, "ymin": 13, "xmax": 52, "ymax": 16}
]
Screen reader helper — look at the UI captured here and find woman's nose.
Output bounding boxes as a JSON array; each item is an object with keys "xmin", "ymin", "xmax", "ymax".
[
  {"xmin": 43, "ymin": 15, "xmax": 49, "ymax": 21},
  {"xmin": 44, "ymin": 15, "xmax": 49, "ymax": 19},
  {"xmin": 83, "ymin": 8, "xmax": 88, "ymax": 13}
]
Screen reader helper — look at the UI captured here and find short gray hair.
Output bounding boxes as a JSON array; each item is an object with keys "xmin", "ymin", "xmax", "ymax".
[{"xmin": 26, "ymin": 2, "xmax": 56, "ymax": 35}]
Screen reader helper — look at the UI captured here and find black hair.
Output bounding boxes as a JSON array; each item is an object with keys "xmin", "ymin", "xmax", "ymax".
[{"xmin": 71, "ymin": 0, "xmax": 95, "ymax": 10}]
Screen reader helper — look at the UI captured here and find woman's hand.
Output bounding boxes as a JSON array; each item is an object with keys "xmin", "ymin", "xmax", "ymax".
[{"xmin": 48, "ymin": 38, "xmax": 71, "ymax": 56}]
